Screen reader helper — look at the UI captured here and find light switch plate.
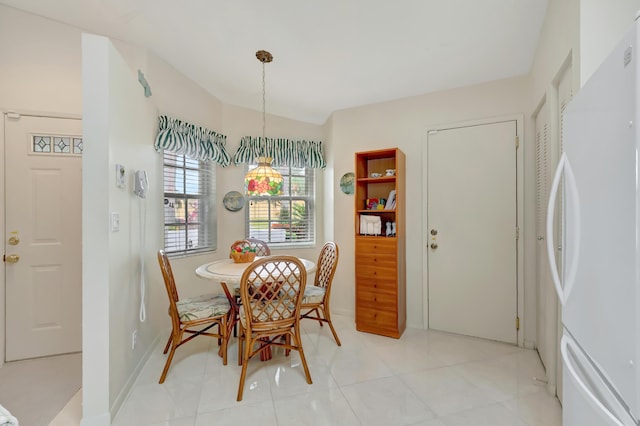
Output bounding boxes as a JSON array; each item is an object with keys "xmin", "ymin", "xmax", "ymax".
[{"xmin": 111, "ymin": 212, "xmax": 120, "ymax": 232}]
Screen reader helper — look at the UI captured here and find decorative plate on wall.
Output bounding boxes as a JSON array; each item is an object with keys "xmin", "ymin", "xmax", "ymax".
[
  {"xmin": 223, "ymin": 191, "xmax": 246, "ymax": 212},
  {"xmin": 340, "ymin": 172, "xmax": 355, "ymax": 195}
]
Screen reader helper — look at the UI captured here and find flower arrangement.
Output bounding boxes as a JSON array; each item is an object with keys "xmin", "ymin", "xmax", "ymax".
[{"xmin": 230, "ymin": 245, "xmax": 257, "ymax": 263}]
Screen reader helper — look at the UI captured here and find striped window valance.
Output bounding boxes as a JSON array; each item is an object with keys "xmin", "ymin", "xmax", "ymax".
[
  {"xmin": 154, "ymin": 115, "xmax": 231, "ymax": 166},
  {"xmin": 233, "ymin": 136, "xmax": 326, "ymax": 169}
]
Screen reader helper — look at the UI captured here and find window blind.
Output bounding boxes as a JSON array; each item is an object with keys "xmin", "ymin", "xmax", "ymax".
[
  {"xmin": 163, "ymin": 151, "xmax": 217, "ymax": 254},
  {"xmin": 246, "ymin": 165, "xmax": 315, "ymax": 246}
]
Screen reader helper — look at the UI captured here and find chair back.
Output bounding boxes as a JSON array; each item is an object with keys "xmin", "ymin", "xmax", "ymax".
[
  {"xmin": 157, "ymin": 250, "xmax": 181, "ymax": 327},
  {"xmin": 230, "ymin": 239, "xmax": 271, "ymax": 257},
  {"xmin": 239, "ymin": 256, "xmax": 306, "ymax": 332},
  {"xmin": 314, "ymin": 242, "xmax": 339, "ymax": 292}
]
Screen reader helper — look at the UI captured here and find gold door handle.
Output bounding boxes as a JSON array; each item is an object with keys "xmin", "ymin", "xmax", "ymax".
[
  {"xmin": 8, "ymin": 236, "xmax": 20, "ymax": 245},
  {"xmin": 430, "ymin": 243, "xmax": 438, "ymax": 250},
  {"xmin": 5, "ymin": 254, "xmax": 19, "ymax": 263}
]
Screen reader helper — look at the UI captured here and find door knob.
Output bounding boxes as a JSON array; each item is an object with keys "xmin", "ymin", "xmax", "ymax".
[
  {"xmin": 430, "ymin": 243, "xmax": 438, "ymax": 250},
  {"xmin": 8, "ymin": 235, "xmax": 20, "ymax": 245},
  {"xmin": 5, "ymin": 254, "xmax": 19, "ymax": 263},
  {"xmin": 430, "ymin": 229, "xmax": 438, "ymax": 236}
]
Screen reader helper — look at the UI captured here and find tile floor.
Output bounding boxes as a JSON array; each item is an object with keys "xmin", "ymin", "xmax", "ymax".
[
  {"xmin": 0, "ymin": 352, "xmax": 81, "ymax": 426},
  {"xmin": 112, "ymin": 314, "xmax": 562, "ymax": 426}
]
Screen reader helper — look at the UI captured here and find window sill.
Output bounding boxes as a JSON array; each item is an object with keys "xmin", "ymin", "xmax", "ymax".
[
  {"xmin": 267, "ymin": 242, "xmax": 316, "ymax": 250},
  {"xmin": 167, "ymin": 249, "xmax": 217, "ymax": 259}
]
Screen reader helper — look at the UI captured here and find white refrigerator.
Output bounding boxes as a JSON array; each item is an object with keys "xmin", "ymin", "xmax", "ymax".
[{"xmin": 546, "ymin": 17, "xmax": 640, "ymax": 426}]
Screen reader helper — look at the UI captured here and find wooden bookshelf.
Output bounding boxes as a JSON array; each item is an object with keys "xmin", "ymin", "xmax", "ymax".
[{"xmin": 354, "ymin": 148, "xmax": 406, "ymax": 338}]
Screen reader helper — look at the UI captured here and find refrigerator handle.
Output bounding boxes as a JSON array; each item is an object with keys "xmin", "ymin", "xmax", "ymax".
[
  {"xmin": 546, "ymin": 153, "xmax": 581, "ymax": 305},
  {"xmin": 561, "ymin": 335, "xmax": 625, "ymax": 426},
  {"xmin": 547, "ymin": 153, "xmax": 567, "ymax": 304}
]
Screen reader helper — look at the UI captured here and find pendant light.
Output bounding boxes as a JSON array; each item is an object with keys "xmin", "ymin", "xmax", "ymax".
[{"xmin": 244, "ymin": 50, "xmax": 283, "ymax": 196}]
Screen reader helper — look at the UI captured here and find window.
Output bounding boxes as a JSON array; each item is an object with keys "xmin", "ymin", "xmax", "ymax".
[
  {"xmin": 246, "ymin": 165, "xmax": 315, "ymax": 247},
  {"xmin": 163, "ymin": 151, "xmax": 217, "ymax": 254}
]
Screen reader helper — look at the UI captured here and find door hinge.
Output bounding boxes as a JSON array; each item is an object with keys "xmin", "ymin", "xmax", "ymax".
[
  {"xmin": 515, "ymin": 136, "xmax": 520, "ymax": 149},
  {"xmin": 516, "ymin": 316, "xmax": 520, "ymax": 331}
]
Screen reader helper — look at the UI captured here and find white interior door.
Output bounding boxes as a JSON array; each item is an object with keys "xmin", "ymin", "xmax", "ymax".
[
  {"xmin": 555, "ymin": 64, "xmax": 573, "ymax": 403},
  {"xmin": 427, "ymin": 120, "xmax": 518, "ymax": 344},
  {"xmin": 535, "ymin": 101, "xmax": 550, "ymax": 368},
  {"xmin": 5, "ymin": 114, "xmax": 82, "ymax": 361}
]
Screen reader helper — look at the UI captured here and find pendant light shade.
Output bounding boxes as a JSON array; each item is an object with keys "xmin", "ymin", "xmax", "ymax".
[
  {"xmin": 244, "ymin": 50, "xmax": 283, "ymax": 196},
  {"xmin": 245, "ymin": 156, "xmax": 284, "ymax": 196}
]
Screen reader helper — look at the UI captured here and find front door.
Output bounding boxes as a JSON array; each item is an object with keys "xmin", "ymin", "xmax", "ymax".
[
  {"xmin": 5, "ymin": 113, "xmax": 82, "ymax": 361},
  {"xmin": 427, "ymin": 120, "xmax": 518, "ymax": 344}
]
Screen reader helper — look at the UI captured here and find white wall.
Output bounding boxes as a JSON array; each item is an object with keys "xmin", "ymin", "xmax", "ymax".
[
  {"xmin": 530, "ymin": 0, "xmax": 581, "ymax": 108},
  {"xmin": 327, "ymin": 76, "xmax": 533, "ymax": 341},
  {"xmin": 80, "ymin": 34, "xmax": 111, "ymax": 424},
  {"xmin": 0, "ymin": 6, "xmax": 82, "ymax": 115},
  {"xmin": 82, "ymin": 33, "xmax": 163, "ymax": 424},
  {"xmin": 580, "ymin": 0, "xmax": 640, "ymax": 85}
]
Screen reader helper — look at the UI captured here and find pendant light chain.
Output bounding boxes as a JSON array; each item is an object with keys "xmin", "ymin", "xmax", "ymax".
[
  {"xmin": 256, "ymin": 49, "xmax": 272, "ymax": 144},
  {"xmin": 262, "ymin": 60, "xmax": 266, "ymax": 142},
  {"xmin": 245, "ymin": 50, "xmax": 282, "ymax": 197}
]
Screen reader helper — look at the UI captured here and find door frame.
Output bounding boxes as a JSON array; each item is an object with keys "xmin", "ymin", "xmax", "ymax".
[
  {"xmin": 421, "ymin": 114, "xmax": 525, "ymax": 347},
  {"xmin": 0, "ymin": 109, "xmax": 82, "ymax": 367}
]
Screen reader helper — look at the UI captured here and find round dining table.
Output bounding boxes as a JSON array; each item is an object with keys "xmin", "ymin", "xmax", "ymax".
[
  {"xmin": 195, "ymin": 256, "xmax": 316, "ymax": 361},
  {"xmin": 195, "ymin": 256, "xmax": 316, "ymax": 289}
]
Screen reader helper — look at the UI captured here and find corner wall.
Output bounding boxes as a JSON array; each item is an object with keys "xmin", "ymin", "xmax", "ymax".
[{"xmin": 81, "ymin": 33, "xmax": 163, "ymax": 424}]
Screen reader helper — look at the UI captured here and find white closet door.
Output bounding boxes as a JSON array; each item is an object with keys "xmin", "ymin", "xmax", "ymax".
[{"xmin": 427, "ymin": 120, "xmax": 518, "ymax": 344}]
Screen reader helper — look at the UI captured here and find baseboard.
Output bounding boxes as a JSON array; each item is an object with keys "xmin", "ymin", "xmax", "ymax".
[{"xmin": 109, "ymin": 333, "xmax": 161, "ymax": 421}]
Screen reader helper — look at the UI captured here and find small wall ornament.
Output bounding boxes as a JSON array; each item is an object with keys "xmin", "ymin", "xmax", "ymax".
[
  {"xmin": 340, "ymin": 172, "xmax": 355, "ymax": 195},
  {"xmin": 223, "ymin": 191, "xmax": 246, "ymax": 212}
]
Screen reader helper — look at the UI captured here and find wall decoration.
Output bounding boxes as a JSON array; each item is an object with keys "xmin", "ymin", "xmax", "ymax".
[
  {"xmin": 340, "ymin": 172, "xmax": 355, "ymax": 195},
  {"xmin": 223, "ymin": 191, "xmax": 246, "ymax": 212}
]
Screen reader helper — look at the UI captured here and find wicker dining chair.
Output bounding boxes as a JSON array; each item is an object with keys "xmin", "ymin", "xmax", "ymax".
[
  {"xmin": 228, "ymin": 239, "xmax": 270, "ymax": 336},
  {"xmin": 236, "ymin": 256, "xmax": 312, "ymax": 401},
  {"xmin": 300, "ymin": 242, "xmax": 341, "ymax": 346},
  {"xmin": 157, "ymin": 250, "xmax": 231, "ymax": 384}
]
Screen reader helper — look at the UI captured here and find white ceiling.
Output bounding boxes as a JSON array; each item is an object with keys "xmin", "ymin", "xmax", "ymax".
[{"xmin": 0, "ymin": 0, "xmax": 548, "ymax": 124}]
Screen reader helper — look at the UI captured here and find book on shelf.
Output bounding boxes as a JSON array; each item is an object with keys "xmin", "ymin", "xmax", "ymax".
[{"xmin": 385, "ymin": 190, "xmax": 396, "ymax": 210}]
